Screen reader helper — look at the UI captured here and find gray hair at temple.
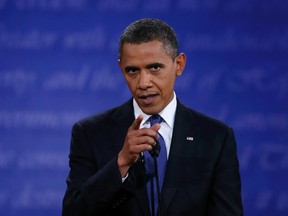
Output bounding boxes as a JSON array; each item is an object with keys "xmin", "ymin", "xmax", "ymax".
[{"xmin": 118, "ymin": 18, "xmax": 179, "ymax": 60}]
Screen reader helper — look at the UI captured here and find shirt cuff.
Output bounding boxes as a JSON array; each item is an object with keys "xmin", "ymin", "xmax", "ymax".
[{"xmin": 121, "ymin": 172, "xmax": 129, "ymax": 183}]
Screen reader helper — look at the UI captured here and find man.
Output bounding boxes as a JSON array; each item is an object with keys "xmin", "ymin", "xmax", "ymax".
[{"xmin": 62, "ymin": 18, "xmax": 243, "ymax": 216}]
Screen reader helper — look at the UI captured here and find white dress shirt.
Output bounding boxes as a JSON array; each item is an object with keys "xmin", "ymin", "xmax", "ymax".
[
  {"xmin": 133, "ymin": 92, "xmax": 177, "ymax": 158},
  {"xmin": 122, "ymin": 93, "xmax": 177, "ymax": 181}
]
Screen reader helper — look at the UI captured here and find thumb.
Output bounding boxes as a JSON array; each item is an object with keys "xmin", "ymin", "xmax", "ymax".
[{"xmin": 150, "ymin": 123, "xmax": 161, "ymax": 132}]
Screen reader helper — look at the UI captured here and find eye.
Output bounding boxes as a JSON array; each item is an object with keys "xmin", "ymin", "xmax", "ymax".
[
  {"xmin": 148, "ymin": 63, "xmax": 163, "ymax": 72},
  {"xmin": 125, "ymin": 67, "xmax": 139, "ymax": 74},
  {"xmin": 150, "ymin": 65, "xmax": 160, "ymax": 71}
]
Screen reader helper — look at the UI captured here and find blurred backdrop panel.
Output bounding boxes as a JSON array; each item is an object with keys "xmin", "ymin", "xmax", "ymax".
[{"xmin": 0, "ymin": 0, "xmax": 287, "ymax": 216}]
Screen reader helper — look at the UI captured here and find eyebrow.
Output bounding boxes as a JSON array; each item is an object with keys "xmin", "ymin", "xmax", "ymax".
[
  {"xmin": 145, "ymin": 62, "xmax": 164, "ymax": 69},
  {"xmin": 124, "ymin": 66, "xmax": 139, "ymax": 72},
  {"xmin": 124, "ymin": 62, "xmax": 165, "ymax": 72}
]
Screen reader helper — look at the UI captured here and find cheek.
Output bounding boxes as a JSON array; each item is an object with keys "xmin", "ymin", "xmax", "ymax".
[
  {"xmin": 156, "ymin": 80, "xmax": 174, "ymax": 97},
  {"xmin": 125, "ymin": 78, "xmax": 138, "ymax": 92},
  {"xmin": 160, "ymin": 74, "xmax": 176, "ymax": 88}
]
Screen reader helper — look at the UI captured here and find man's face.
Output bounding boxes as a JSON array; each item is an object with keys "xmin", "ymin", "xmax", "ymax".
[{"xmin": 118, "ymin": 40, "xmax": 186, "ymax": 114}]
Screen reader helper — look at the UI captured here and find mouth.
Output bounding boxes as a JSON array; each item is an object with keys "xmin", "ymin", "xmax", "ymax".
[{"xmin": 138, "ymin": 93, "xmax": 159, "ymax": 105}]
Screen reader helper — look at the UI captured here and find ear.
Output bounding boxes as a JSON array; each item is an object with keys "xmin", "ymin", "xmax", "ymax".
[{"xmin": 175, "ymin": 53, "xmax": 186, "ymax": 76}]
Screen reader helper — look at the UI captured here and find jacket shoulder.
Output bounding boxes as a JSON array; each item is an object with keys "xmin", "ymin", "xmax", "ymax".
[
  {"xmin": 178, "ymin": 101, "xmax": 231, "ymax": 132},
  {"xmin": 75, "ymin": 99, "xmax": 133, "ymax": 128}
]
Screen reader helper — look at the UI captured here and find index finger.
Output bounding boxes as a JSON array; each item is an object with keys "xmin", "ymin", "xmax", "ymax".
[{"xmin": 129, "ymin": 114, "xmax": 144, "ymax": 131}]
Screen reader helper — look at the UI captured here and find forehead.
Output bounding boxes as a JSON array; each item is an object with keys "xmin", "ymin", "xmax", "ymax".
[{"xmin": 120, "ymin": 41, "xmax": 172, "ymax": 64}]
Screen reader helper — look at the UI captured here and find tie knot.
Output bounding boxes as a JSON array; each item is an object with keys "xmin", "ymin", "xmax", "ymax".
[{"xmin": 150, "ymin": 114, "xmax": 162, "ymax": 126}]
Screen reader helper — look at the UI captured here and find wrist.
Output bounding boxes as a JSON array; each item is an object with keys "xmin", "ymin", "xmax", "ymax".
[{"xmin": 117, "ymin": 152, "xmax": 130, "ymax": 177}]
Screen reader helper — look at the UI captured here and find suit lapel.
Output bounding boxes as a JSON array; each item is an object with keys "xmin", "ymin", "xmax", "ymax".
[
  {"xmin": 110, "ymin": 99, "xmax": 151, "ymax": 216},
  {"xmin": 160, "ymin": 101, "xmax": 199, "ymax": 215},
  {"xmin": 109, "ymin": 99, "xmax": 135, "ymax": 151},
  {"xmin": 132, "ymin": 161, "xmax": 151, "ymax": 216},
  {"xmin": 109, "ymin": 99, "xmax": 201, "ymax": 215}
]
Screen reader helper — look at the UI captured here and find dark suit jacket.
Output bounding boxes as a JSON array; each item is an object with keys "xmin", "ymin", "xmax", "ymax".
[{"xmin": 62, "ymin": 99, "xmax": 243, "ymax": 216}]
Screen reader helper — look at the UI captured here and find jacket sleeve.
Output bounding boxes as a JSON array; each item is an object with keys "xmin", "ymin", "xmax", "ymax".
[
  {"xmin": 207, "ymin": 127, "xmax": 244, "ymax": 216},
  {"xmin": 62, "ymin": 122, "xmax": 135, "ymax": 216}
]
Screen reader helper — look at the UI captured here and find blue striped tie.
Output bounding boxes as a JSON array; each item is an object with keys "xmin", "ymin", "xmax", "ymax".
[{"xmin": 144, "ymin": 114, "xmax": 167, "ymax": 216}]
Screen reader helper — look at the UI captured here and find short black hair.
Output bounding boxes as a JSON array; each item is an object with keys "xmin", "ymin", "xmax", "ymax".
[{"xmin": 118, "ymin": 18, "xmax": 178, "ymax": 60}]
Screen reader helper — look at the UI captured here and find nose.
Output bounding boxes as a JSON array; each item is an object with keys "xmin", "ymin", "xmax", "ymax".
[{"xmin": 138, "ymin": 71, "xmax": 153, "ymax": 90}]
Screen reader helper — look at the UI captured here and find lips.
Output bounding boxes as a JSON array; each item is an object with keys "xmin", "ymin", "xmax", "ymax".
[{"xmin": 138, "ymin": 93, "xmax": 158, "ymax": 105}]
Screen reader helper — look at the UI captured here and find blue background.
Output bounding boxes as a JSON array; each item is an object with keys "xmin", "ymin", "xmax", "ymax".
[{"xmin": 1, "ymin": 0, "xmax": 287, "ymax": 215}]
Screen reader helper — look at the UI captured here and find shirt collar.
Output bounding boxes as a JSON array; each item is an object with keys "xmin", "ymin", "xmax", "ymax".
[{"xmin": 133, "ymin": 92, "xmax": 177, "ymax": 129}]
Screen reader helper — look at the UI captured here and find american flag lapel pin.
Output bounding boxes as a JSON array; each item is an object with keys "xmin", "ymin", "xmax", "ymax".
[{"xmin": 186, "ymin": 136, "xmax": 194, "ymax": 141}]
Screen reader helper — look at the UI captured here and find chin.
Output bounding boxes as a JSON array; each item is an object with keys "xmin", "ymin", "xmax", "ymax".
[{"xmin": 140, "ymin": 106, "xmax": 162, "ymax": 115}]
